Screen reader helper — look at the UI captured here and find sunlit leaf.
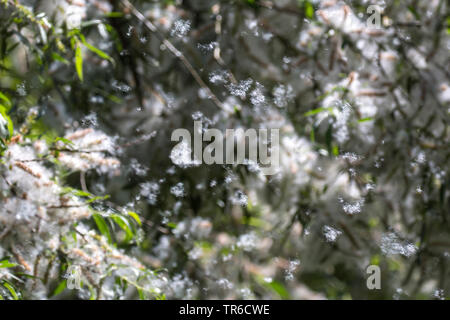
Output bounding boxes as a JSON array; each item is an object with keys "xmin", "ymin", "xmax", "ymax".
[
  {"xmin": 303, "ymin": 107, "xmax": 333, "ymax": 117},
  {"xmin": 1, "ymin": 281, "xmax": 20, "ymax": 300},
  {"xmin": 51, "ymin": 280, "xmax": 67, "ymax": 297},
  {"xmin": 0, "ymin": 92, "xmax": 11, "ymax": 110},
  {"xmin": 0, "ymin": 259, "xmax": 17, "ymax": 268},
  {"xmin": 128, "ymin": 211, "xmax": 142, "ymax": 226},
  {"xmin": 93, "ymin": 213, "xmax": 112, "ymax": 243},
  {"xmin": 111, "ymin": 213, "xmax": 134, "ymax": 242},
  {"xmin": 75, "ymin": 42, "xmax": 83, "ymax": 82}
]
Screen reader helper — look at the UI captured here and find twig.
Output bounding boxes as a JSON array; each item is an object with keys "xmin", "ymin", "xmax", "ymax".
[{"xmin": 80, "ymin": 171, "xmax": 88, "ymax": 193}]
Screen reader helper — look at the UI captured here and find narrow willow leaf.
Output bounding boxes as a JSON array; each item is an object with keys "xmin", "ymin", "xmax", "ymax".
[
  {"xmin": 83, "ymin": 42, "xmax": 113, "ymax": 63},
  {"xmin": 0, "ymin": 104, "xmax": 14, "ymax": 137},
  {"xmin": 75, "ymin": 42, "xmax": 83, "ymax": 82},
  {"xmin": 55, "ymin": 137, "xmax": 74, "ymax": 146},
  {"xmin": 266, "ymin": 280, "xmax": 290, "ymax": 299},
  {"xmin": 0, "ymin": 259, "xmax": 17, "ymax": 268},
  {"xmin": 304, "ymin": 1, "xmax": 314, "ymax": 19},
  {"xmin": 256, "ymin": 276, "xmax": 290, "ymax": 299},
  {"xmin": 332, "ymin": 145, "xmax": 339, "ymax": 156},
  {"xmin": 105, "ymin": 12, "xmax": 124, "ymax": 18},
  {"xmin": 0, "ymin": 92, "xmax": 11, "ymax": 110},
  {"xmin": 93, "ymin": 213, "xmax": 112, "ymax": 243},
  {"xmin": 310, "ymin": 126, "xmax": 315, "ymax": 142},
  {"xmin": 303, "ymin": 107, "xmax": 333, "ymax": 117},
  {"xmin": 111, "ymin": 214, "xmax": 134, "ymax": 242},
  {"xmin": 128, "ymin": 211, "xmax": 142, "ymax": 226},
  {"xmin": 51, "ymin": 280, "xmax": 67, "ymax": 297},
  {"xmin": 78, "ymin": 34, "xmax": 114, "ymax": 64},
  {"xmin": 137, "ymin": 288, "xmax": 145, "ymax": 300},
  {"xmin": 1, "ymin": 281, "xmax": 20, "ymax": 300},
  {"xmin": 52, "ymin": 52, "xmax": 70, "ymax": 65}
]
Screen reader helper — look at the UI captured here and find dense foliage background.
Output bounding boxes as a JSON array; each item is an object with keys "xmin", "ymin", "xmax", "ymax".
[{"xmin": 0, "ymin": 0, "xmax": 449, "ymax": 300}]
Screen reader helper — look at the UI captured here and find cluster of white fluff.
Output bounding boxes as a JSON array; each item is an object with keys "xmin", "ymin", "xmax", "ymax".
[
  {"xmin": 58, "ymin": 128, "xmax": 120, "ymax": 174},
  {"xmin": 0, "ymin": 129, "xmax": 161, "ymax": 299}
]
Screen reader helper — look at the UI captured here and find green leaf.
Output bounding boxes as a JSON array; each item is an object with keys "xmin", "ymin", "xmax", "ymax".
[
  {"xmin": 166, "ymin": 222, "xmax": 177, "ymax": 229},
  {"xmin": 55, "ymin": 137, "xmax": 74, "ymax": 146},
  {"xmin": 137, "ymin": 288, "xmax": 145, "ymax": 300},
  {"xmin": 0, "ymin": 104, "xmax": 14, "ymax": 137},
  {"xmin": 74, "ymin": 190, "xmax": 92, "ymax": 197},
  {"xmin": 127, "ymin": 211, "xmax": 142, "ymax": 226},
  {"xmin": 332, "ymin": 144, "xmax": 339, "ymax": 156},
  {"xmin": 256, "ymin": 276, "xmax": 290, "ymax": 299},
  {"xmin": 407, "ymin": 5, "xmax": 420, "ymax": 20},
  {"xmin": 267, "ymin": 280, "xmax": 290, "ymax": 299},
  {"xmin": 246, "ymin": 217, "xmax": 270, "ymax": 230},
  {"xmin": 78, "ymin": 34, "xmax": 114, "ymax": 64},
  {"xmin": 310, "ymin": 126, "xmax": 315, "ymax": 142},
  {"xmin": 85, "ymin": 195, "xmax": 110, "ymax": 204},
  {"xmin": 243, "ymin": 0, "xmax": 256, "ymax": 7},
  {"xmin": 107, "ymin": 94, "xmax": 122, "ymax": 104},
  {"xmin": 111, "ymin": 214, "xmax": 134, "ymax": 242},
  {"xmin": 93, "ymin": 213, "xmax": 112, "ymax": 243},
  {"xmin": 303, "ymin": 107, "xmax": 333, "ymax": 117},
  {"xmin": 61, "ymin": 187, "xmax": 91, "ymax": 197},
  {"xmin": 75, "ymin": 42, "xmax": 83, "ymax": 82},
  {"xmin": 0, "ymin": 92, "xmax": 11, "ymax": 110},
  {"xmin": 304, "ymin": 1, "xmax": 314, "ymax": 19},
  {"xmin": 84, "ymin": 42, "xmax": 113, "ymax": 62},
  {"xmin": 1, "ymin": 281, "xmax": 20, "ymax": 300},
  {"xmin": 105, "ymin": 12, "xmax": 124, "ymax": 18},
  {"xmin": 370, "ymin": 254, "xmax": 380, "ymax": 266},
  {"xmin": 51, "ymin": 279, "xmax": 67, "ymax": 297},
  {"xmin": 52, "ymin": 52, "xmax": 70, "ymax": 65},
  {"xmin": 0, "ymin": 259, "xmax": 17, "ymax": 269}
]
